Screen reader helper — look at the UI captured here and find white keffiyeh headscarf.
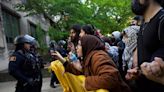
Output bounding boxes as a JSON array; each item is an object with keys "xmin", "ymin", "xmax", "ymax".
[{"xmin": 122, "ymin": 25, "xmax": 140, "ymax": 69}]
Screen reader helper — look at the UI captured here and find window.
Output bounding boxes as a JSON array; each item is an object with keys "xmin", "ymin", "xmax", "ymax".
[
  {"xmin": 2, "ymin": 10, "xmax": 20, "ymax": 43},
  {"xmin": 29, "ymin": 23, "xmax": 37, "ymax": 38},
  {"xmin": 29, "ymin": 23, "xmax": 46, "ymax": 44}
]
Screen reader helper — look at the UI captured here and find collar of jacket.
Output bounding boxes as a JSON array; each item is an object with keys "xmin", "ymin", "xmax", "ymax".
[{"xmin": 84, "ymin": 50, "xmax": 104, "ymax": 67}]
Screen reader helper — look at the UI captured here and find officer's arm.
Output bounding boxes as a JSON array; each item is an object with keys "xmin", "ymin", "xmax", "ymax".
[{"xmin": 8, "ymin": 54, "xmax": 29, "ymax": 83}]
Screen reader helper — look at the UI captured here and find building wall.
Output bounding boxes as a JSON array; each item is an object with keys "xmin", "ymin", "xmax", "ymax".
[
  {"xmin": 0, "ymin": 0, "xmax": 51, "ymax": 71},
  {"xmin": 0, "ymin": 0, "xmax": 10, "ymax": 71}
]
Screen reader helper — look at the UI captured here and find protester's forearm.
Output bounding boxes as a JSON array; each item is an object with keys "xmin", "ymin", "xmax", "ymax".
[{"xmin": 133, "ymin": 48, "xmax": 138, "ymax": 68}]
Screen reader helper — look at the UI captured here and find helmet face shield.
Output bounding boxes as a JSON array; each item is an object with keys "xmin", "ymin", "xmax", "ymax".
[
  {"xmin": 24, "ymin": 35, "xmax": 35, "ymax": 42},
  {"xmin": 58, "ymin": 40, "xmax": 66, "ymax": 46},
  {"xmin": 25, "ymin": 42, "xmax": 32, "ymax": 45}
]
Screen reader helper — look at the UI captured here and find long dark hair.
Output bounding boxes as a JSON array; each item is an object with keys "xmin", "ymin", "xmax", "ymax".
[
  {"xmin": 155, "ymin": 0, "xmax": 164, "ymax": 7},
  {"xmin": 70, "ymin": 24, "xmax": 81, "ymax": 46},
  {"xmin": 81, "ymin": 25, "xmax": 94, "ymax": 35}
]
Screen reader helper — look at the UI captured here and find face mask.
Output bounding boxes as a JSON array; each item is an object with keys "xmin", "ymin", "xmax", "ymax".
[{"xmin": 131, "ymin": 0, "xmax": 149, "ymax": 15}]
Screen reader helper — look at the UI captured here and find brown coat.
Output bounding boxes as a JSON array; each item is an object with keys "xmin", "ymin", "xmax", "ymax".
[{"xmin": 65, "ymin": 50, "xmax": 131, "ymax": 92}]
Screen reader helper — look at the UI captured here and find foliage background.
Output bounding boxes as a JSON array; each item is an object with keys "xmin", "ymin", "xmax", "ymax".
[{"xmin": 16, "ymin": 0, "xmax": 133, "ymax": 35}]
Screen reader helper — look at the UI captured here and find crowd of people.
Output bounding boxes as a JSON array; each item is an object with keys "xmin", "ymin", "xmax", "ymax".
[{"xmin": 8, "ymin": 0, "xmax": 164, "ymax": 92}]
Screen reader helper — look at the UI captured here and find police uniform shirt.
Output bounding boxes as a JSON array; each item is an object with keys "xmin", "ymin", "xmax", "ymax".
[{"xmin": 9, "ymin": 51, "xmax": 30, "ymax": 83}]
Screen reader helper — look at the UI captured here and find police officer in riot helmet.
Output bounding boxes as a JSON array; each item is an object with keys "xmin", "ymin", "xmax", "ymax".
[
  {"xmin": 49, "ymin": 40, "xmax": 58, "ymax": 60},
  {"xmin": 8, "ymin": 35, "xmax": 42, "ymax": 92},
  {"xmin": 48, "ymin": 40, "xmax": 60, "ymax": 88}
]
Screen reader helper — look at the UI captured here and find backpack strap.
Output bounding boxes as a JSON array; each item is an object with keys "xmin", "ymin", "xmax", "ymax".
[{"xmin": 158, "ymin": 10, "xmax": 164, "ymax": 40}]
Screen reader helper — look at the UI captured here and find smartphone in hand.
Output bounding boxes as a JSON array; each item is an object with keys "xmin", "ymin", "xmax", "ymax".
[{"xmin": 50, "ymin": 49, "xmax": 57, "ymax": 56}]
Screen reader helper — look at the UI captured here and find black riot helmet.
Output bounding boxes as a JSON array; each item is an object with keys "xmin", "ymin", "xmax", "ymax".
[
  {"xmin": 14, "ymin": 35, "xmax": 35, "ymax": 51},
  {"xmin": 14, "ymin": 34, "xmax": 35, "ymax": 45},
  {"xmin": 14, "ymin": 36, "xmax": 32, "ymax": 45},
  {"xmin": 58, "ymin": 40, "xmax": 66, "ymax": 46},
  {"xmin": 49, "ymin": 40, "xmax": 58, "ymax": 48}
]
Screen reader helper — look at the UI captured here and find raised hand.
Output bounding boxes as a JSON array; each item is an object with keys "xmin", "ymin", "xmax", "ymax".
[{"xmin": 51, "ymin": 51, "xmax": 66, "ymax": 64}]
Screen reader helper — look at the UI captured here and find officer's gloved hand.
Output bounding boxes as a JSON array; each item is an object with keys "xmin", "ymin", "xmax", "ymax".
[{"xmin": 27, "ymin": 78, "xmax": 35, "ymax": 86}]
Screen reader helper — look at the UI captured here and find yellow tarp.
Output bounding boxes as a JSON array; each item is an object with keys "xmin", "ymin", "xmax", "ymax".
[{"xmin": 51, "ymin": 60, "xmax": 109, "ymax": 92}]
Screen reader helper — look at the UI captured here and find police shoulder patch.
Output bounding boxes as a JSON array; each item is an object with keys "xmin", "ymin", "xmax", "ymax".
[{"xmin": 9, "ymin": 56, "xmax": 16, "ymax": 61}]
